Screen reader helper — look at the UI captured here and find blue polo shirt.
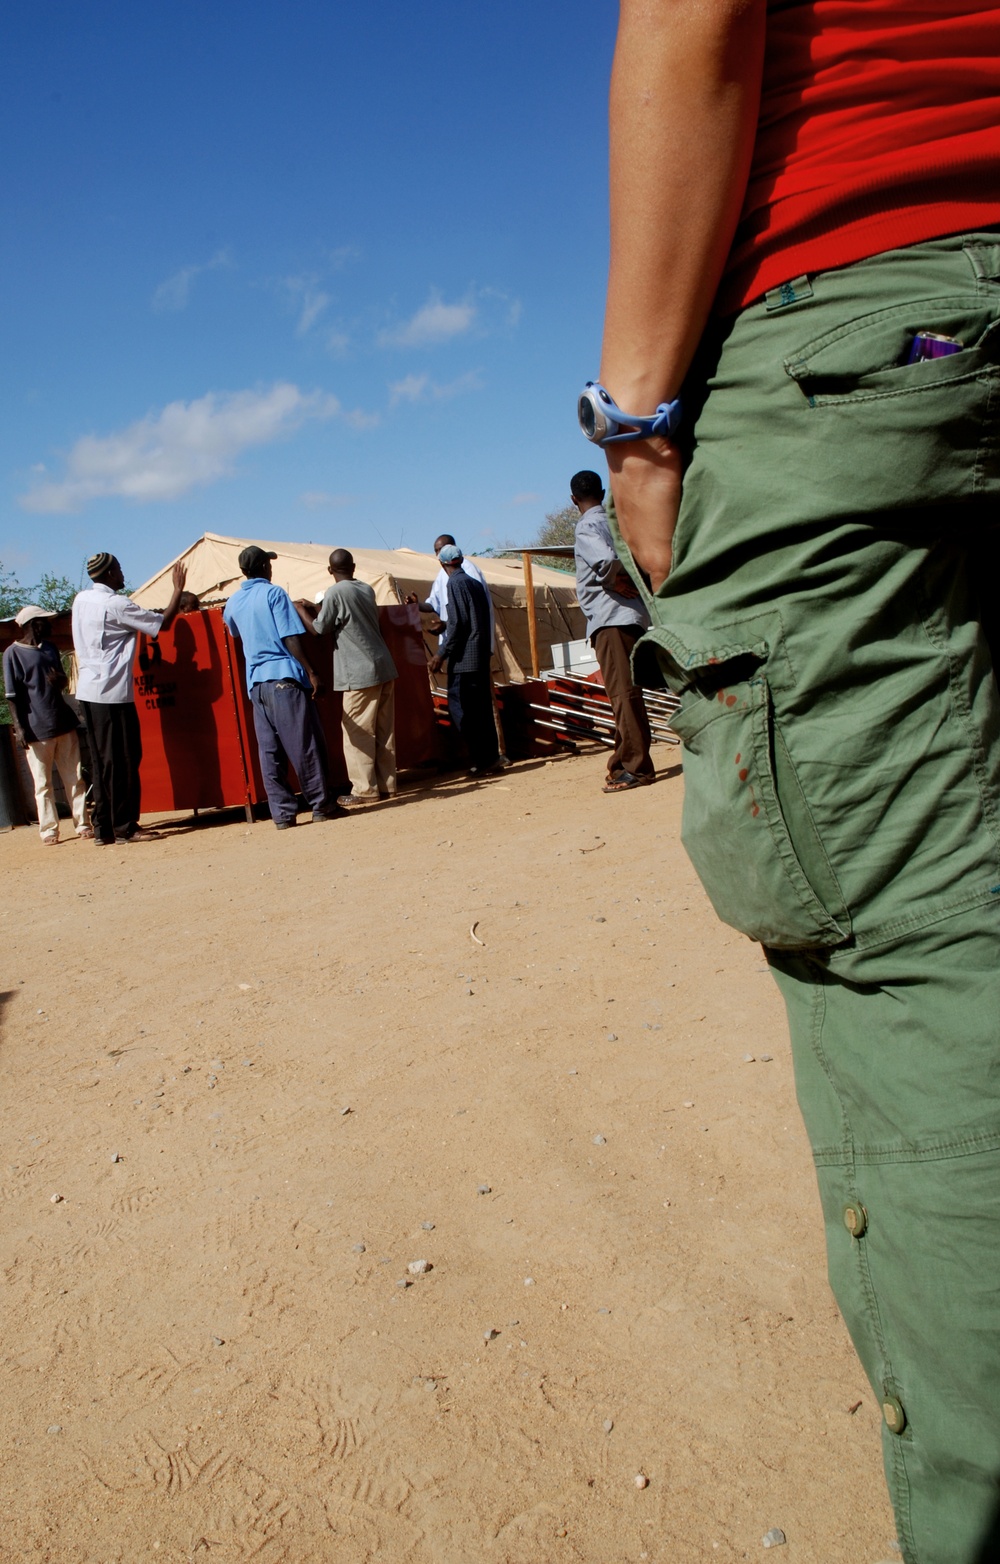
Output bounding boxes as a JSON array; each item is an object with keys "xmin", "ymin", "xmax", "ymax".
[{"xmin": 223, "ymin": 578, "xmax": 310, "ymax": 692}]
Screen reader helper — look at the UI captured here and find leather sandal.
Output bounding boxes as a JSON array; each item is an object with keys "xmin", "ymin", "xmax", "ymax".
[{"xmin": 602, "ymin": 770, "xmax": 651, "ymax": 793}]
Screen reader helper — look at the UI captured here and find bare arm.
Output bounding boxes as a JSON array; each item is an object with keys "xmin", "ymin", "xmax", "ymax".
[
  {"xmin": 294, "ymin": 599, "xmax": 321, "ymax": 634},
  {"xmin": 283, "ymin": 632, "xmax": 324, "ymax": 697},
  {"xmin": 157, "ymin": 561, "xmax": 189, "ymax": 632},
  {"xmin": 600, "ymin": 0, "xmax": 766, "ymax": 590}
]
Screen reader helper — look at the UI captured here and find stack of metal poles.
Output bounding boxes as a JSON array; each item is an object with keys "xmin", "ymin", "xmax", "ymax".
[{"xmin": 530, "ymin": 672, "xmax": 680, "ymax": 749}]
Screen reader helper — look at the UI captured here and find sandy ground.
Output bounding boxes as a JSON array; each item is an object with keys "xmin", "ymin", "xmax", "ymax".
[{"xmin": 0, "ymin": 745, "xmax": 898, "ymax": 1564}]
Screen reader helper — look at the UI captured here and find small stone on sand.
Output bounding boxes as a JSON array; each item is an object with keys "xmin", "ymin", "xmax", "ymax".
[
  {"xmin": 762, "ymin": 1528, "xmax": 786, "ymax": 1548},
  {"xmin": 634, "ymin": 1473, "xmax": 648, "ymax": 1489}
]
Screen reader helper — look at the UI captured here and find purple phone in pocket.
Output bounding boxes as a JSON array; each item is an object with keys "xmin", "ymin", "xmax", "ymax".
[{"xmin": 907, "ymin": 332, "xmax": 963, "ymax": 364}]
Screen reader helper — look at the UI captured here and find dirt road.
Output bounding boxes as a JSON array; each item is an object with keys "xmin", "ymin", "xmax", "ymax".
[{"xmin": 0, "ymin": 747, "xmax": 895, "ymax": 1562}]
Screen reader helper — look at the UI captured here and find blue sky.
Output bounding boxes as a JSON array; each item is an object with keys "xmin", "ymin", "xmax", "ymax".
[{"xmin": 1, "ymin": 1, "xmax": 618, "ymax": 591}]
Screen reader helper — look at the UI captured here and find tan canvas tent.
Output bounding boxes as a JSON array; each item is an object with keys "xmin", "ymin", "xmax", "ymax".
[{"xmin": 133, "ymin": 532, "xmax": 585, "ymax": 683}]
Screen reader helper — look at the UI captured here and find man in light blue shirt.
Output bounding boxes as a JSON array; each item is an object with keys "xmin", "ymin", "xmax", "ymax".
[
  {"xmin": 223, "ymin": 546, "xmax": 337, "ymax": 829},
  {"xmin": 572, "ymin": 470, "xmax": 653, "ymax": 792}
]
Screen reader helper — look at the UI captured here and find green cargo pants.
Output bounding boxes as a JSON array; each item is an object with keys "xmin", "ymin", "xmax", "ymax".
[{"xmin": 619, "ymin": 232, "xmax": 1000, "ymax": 1564}]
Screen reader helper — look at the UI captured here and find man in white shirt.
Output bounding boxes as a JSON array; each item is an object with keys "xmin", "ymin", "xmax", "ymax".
[
  {"xmin": 406, "ymin": 534, "xmax": 495, "ymax": 653},
  {"xmin": 71, "ymin": 551, "xmax": 187, "ymax": 845}
]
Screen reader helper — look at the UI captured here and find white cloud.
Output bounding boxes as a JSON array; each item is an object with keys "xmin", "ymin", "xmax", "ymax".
[
  {"xmin": 388, "ymin": 373, "xmax": 429, "ymax": 406},
  {"xmin": 152, "ymin": 249, "xmax": 231, "ymax": 312},
  {"xmin": 297, "ymin": 288, "xmax": 331, "ymax": 335},
  {"xmin": 328, "ymin": 244, "xmax": 361, "ymax": 270},
  {"xmin": 512, "ymin": 491, "xmax": 541, "ymax": 505},
  {"xmin": 20, "ymin": 383, "xmax": 341, "ymax": 514},
  {"xmin": 388, "ymin": 369, "xmax": 483, "ymax": 407},
  {"xmin": 326, "ymin": 329, "xmax": 351, "ymax": 357},
  {"xmin": 379, "ymin": 292, "xmax": 477, "ymax": 349},
  {"xmin": 299, "ymin": 490, "xmax": 356, "ymax": 509},
  {"xmin": 343, "ymin": 407, "xmax": 381, "ymax": 431},
  {"xmin": 284, "ymin": 275, "xmax": 332, "ymax": 336}
]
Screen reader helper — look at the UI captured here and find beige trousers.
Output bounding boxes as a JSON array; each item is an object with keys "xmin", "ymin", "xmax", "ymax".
[
  {"xmin": 24, "ymin": 730, "xmax": 89, "ymax": 840},
  {"xmin": 341, "ymin": 682, "xmax": 397, "ymax": 800}
]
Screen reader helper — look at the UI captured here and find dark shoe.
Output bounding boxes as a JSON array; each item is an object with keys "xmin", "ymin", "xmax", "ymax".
[
  {"xmin": 311, "ymin": 808, "xmax": 342, "ymax": 823},
  {"xmin": 117, "ymin": 825, "xmax": 163, "ymax": 841},
  {"xmin": 274, "ymin": 818, "xmax": 297, "ymax": 830}
]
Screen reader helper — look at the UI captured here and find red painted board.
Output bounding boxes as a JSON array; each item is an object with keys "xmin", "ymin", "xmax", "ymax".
[
  {"xmin": 131, "ymin": 604, "xmax": 437, "ymax": 814},
  {"xmin": 132, "ymin": 609, "xmax": 255, "ymax": 813}
]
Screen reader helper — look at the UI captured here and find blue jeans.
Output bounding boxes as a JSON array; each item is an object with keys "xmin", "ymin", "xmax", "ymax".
[
  {"xmin": 446, "ymin": 672, "xmax": 498, "ymax": 771},
  {"xmin": 250, "ymin": 679, "xmax": 330, "ymax": 822}
]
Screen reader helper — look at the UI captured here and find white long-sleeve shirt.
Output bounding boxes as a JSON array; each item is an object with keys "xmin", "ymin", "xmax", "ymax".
[{"xmin": 71, "ymin": 584, "xmax": 163, "ymax": 703}]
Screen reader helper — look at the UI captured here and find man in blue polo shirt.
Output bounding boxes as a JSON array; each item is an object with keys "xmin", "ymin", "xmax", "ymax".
[{"xmin": 223, "ymin": 545, "xmax": 337, "ymax": 829}]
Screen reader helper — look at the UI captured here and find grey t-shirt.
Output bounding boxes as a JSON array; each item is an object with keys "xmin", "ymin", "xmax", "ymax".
[
  {"xmin": 313, "ymin": 578, "xmax": 398, "ymax": 692},
  {"xmin": 574, "ymin": 504, "xmax": 649, "ymax": 642}
]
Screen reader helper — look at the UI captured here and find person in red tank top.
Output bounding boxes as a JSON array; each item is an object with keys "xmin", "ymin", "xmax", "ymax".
[
  {"xmin": 593, "ymin": 6, "xmax": 1000, "ymax": 1561},
  {"xmin": 726, "ymin": 1, "xmax": 1000, "ymax": 310}
]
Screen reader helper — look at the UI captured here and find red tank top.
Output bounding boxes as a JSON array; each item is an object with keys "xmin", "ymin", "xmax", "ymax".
[{"xmin": 720, "ymin": 1, "xmax": 1000, "ymax": 312}]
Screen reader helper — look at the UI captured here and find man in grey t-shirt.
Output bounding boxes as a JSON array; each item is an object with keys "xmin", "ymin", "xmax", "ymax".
[
  {"xmin": 300, "ymin": 550, "xmax": 398, "ymax": 807},
  {"xmin": 572, "ymin": 469, "xmax": 653, "ymax": 792}
]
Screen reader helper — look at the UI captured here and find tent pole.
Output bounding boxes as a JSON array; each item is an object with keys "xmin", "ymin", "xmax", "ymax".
[{"xmin": 522, "ymin": 551, "xmax": 540, "ymax": 679}]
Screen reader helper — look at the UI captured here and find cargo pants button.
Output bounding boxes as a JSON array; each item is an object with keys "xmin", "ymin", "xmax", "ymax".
[
  {"xmin": 843, "ymin": 1202, "xmax": 868, "ymax": 1237},
  {"xmin": 882, "ymin": 1396, "xmax": 906, "ymax": 1435}
]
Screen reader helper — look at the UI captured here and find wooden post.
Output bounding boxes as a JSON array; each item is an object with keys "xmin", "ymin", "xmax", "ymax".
[{"xmin": 522, "ymin": 551, "xmax": 540, "ymax": 679}]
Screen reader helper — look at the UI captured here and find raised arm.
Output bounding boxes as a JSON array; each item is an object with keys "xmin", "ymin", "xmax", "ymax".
[
  {"xmin": 600, "ymin": 0, "xmax": 766, "ymax": 590},
  {"xmin": 157, "ymin": 561, "xmax": 189, "ymax": 632}
]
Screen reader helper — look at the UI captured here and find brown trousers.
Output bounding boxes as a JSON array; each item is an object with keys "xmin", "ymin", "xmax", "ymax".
[{"xmin": 592, "ymin": 625, "xmax": 653, "ymax": 779}]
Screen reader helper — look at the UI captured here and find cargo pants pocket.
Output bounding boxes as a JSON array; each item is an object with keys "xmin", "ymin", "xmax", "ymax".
[
  {"xmin": 783, "ymin": 292, "xmax": 1000, "ymax": 504},
  {"xmin": 655, "ymin": 635, "xmax": 851, "ymax": 950}
]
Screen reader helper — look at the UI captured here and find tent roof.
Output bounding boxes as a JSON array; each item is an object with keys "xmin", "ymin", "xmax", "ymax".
[{"xmin": 131, "ymin": 532, "xmax": 576, "ymax": 608}]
